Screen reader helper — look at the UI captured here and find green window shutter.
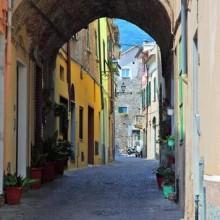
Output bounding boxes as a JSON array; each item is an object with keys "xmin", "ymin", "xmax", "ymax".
[
  {"xmin": 178, "ymin": 37, "xmax": 184, "ymax": 142},
  {"xmin": 154, "ymin": 77, "xmax": 156, "ymax": 101},
  {"xmin": 145, "ymin": 85, "xmax": 148, "ymax": 106},
  {"xmin": 149, "ymin": 82, "xmax": 151, "ymax": 106},
  {"xmin": 179, "ymin": 78, "xmax": 184, "ymax": 141},
  {"xmin": 179, "ymin": 37, "xmax": 183, "ymax": 74}
]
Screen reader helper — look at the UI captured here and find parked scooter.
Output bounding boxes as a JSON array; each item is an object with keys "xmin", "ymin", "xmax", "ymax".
[{"xmin": 127, "ymin": 146, "xmax": 136, "ymax": 155}]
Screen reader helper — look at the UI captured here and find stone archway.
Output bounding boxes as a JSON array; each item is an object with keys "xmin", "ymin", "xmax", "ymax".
[{"xmin": 13, "ymin": 0, "xmax": 173, "ymax": 68}]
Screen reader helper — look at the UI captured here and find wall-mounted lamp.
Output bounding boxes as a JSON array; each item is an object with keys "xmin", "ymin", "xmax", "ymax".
[
  {"xmin": 167, "ymin": 107, "xmax": 174, "ymax": 116},
  {"xmin": 102, "ymin": 58, "xmax": 120, "ymax": 79},
  {"xmin": 116, "ymin": 82, "xmax": 132, "ymax": 96}
]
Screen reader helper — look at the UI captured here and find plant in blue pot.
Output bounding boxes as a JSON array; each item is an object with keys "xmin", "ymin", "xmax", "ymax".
[
  {"xmin": 162, "ymin": 168, "xmax": 175, "ymax": 198},
  {"xmin": 167, "ymin": 136, "xmax": 175, "ymax": 151}
]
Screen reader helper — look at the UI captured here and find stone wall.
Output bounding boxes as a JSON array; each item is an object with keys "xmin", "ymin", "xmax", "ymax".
[
  {"xmin": 115, "ymin": 48, "xmax": 142, "ymax": 154},
  {"xmin": 205, "ymin": 180, "xmax": 220, "ymax": 220}
]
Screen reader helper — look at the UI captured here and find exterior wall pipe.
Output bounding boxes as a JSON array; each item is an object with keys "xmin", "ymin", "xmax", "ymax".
[
  {"xmin": 98, "ymin": 19, "xmax": 104, "ymax": 109},
  {"xmin": 181, "ymin": 0, "xmax": 187, "ymax": 76},
  {"xmin": 67, "ymin": 41, "xmax": 71, "ymax": 100},
  {"xmin": 0, "ymin": 34, "xmax": 5, "ymax": 195},
  {"xmin": 98, "ymin": 19, "xmax": 106, "ymax": 163}
]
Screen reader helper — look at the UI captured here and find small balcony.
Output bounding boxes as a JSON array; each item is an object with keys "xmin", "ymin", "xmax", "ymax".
[{"xmin": 134, "ymin": 115, "xmax": 144, "ymax": 129}]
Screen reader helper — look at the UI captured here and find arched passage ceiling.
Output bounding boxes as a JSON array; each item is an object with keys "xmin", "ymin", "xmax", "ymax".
[{"xmin": 13, "ymin": 0, "xmax": 173, "ymax": 68}]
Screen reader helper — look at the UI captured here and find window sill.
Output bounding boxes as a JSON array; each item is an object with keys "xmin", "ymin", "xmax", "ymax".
[
  {"xmin": 119, "ymin": 113, "xmax": 128, "ymax": 116},
  {"xmin": 121, "ymin": 77, "xmax": 131, "ymax": 79}
]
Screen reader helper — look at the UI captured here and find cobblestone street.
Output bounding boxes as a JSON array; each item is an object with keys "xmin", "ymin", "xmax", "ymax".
[{"xmin": 0, "ymin": 157, "xmax": 182, "ymax": 220}]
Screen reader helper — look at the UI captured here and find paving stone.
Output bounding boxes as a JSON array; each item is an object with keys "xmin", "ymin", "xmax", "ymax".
[{"xmin": 0, "ymin": 156, "xmax": 182, "ymax": 220}]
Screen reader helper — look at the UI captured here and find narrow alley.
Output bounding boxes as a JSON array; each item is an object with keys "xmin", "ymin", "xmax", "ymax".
[{"xmin": 0, "ymin": 157, "xmax": 182, "ymax": 220}]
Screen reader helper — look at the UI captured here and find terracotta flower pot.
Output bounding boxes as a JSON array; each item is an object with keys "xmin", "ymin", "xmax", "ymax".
[
  {"xmin": 42, "ymin": 162, "xmax": 55, "ymax": 183},
  {"xmin": 5, "ymin": 187, "xmax": 22, "ymax": 205},
  {"xmin": 54, "ymin": 160, "xmax": 65, "ymax": 176},
  {"xmin": 156, "ymin": 174, "xmax": 164, "ymax": 189},
  {"xmin": 168, "ymin": 155, "xmax": 175, "ymax": 165},
  {"xmin": 31, "ymin": 167, "xmax": 43, "ymax": 189}
]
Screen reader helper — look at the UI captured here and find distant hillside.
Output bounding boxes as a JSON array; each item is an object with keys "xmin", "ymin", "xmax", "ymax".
[{"xmin": 115, "ymin": 19, "xmax": 154, "ymax": 51}]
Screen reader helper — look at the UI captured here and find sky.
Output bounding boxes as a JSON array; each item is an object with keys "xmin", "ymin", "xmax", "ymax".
[{"xmin": 115, "ymin": 19, "xmax": 155, "ymax": 51}]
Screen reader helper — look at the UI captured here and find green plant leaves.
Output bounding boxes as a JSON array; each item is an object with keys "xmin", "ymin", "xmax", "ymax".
[{"xmin": 3, "ymin": 174, "xmax": 39, "ymax": 188}]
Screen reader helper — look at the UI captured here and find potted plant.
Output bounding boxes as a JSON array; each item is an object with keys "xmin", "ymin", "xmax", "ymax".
[
  {"xmin": 167, "ymin": 135, "xmax": 175, "ymax": 151},
  {"xmin": 53, "ymin": 141, "xmax": 69, "ymax": 175},
  {"xmin": 4, "ymin": 174, "xmax": 38, "ymax": 205},
  {"xmin": 155, "ymin": 166, "xmax": 166, "ymax": 189},
  {"xmin": 31, "ymin": 147, "xmax": 47, "ymax": 189},
  {"xmin": 162, "ymin": 168, "xmax": 175, "ymax": 198},
  {"xmin": 42, "ymin": 132, "xmax": 58, "ymax": 183},
  {"xmin": 53, "ymin": 140, "xmax": 74, "ymax": 175},
  {"xmin": 167, "ymin": 152, "xmax": 175, "ymax": 166},
  {"xmin": 54, "ymin": 103, "xmax": 68, "ymax": 119}
]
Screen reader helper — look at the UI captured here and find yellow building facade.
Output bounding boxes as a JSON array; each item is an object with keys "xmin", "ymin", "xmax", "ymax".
[
  {"xmin": 1, "ymin": 17, "xmax": 119, "ymax": 190},
  {"xmin": 53, "ymin": 18, "xmax": 119, "ymax": 168},
  {"xmin": 54, "ymin": 48, "xmax": 102, "ymax": 168}
]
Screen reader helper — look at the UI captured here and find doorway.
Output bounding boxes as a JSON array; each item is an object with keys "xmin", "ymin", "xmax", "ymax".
[
  {"xmin": 70, "ymin": 102, "xmax": 76, "ymax": 161},
  {"xmin": 88, "ymin": 106, "xmax": 94, "ymax": 165},
  {"xmin": 16, "ymin": 61, "xmax": 28, "ymax": 177},
  {"xmin": 59, "ymin": 96, "xmax": 68, "ymax": 140}
]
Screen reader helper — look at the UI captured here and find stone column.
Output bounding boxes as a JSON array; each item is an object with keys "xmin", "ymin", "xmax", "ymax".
[{"xmin": 0, "ymin": 34, "xmax": 5, "ymax": 195}]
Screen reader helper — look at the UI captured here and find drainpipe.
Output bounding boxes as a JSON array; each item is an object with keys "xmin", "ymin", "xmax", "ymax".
[
  {"xmin": 195, "ymin": 194, "xmax": 199, "ymax": 220},
  {"xmin": 98, "ymin": 19, "xmax": 105, "ymax": 163},
  {"xmin": 98, "ymin": 19, "xmax": 104, "ymax": 109},
  {"xmin": 181, "ymin": 0, "xmax": 187, "ymax": 76},
  {"xmin": 0, "ymin": 35, "xmax": 5, "ymax": 195},
  {"xmin": 6, "ymin": 0, "xmax": 12, "ymax": 172},
  {"xmin": 145, "ymin": 52, "xmax": 149, "ymax": 159},
  {"xmin": 0, "ymin": 34, "xmax": 5, "ymax": 195},
  {"xmin": 66, "ymin": 40, "xmax": 71, "ymax": 141},
  {"xmin": 67, "ymin": 41, "xmax": 71, "ymax": 100}
]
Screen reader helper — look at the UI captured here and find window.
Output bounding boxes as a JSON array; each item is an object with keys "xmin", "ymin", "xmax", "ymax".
[
  {"xmin": 79, "ymin": 107, "xmax": 83, "ymax": 139},
  {"xmin": 81, "ymin": 152, "xmax": 84, "ymax": 161},
  {"xmin": 80, "ymin": 66, "xmax": 83, "ymax": 80},
  {"xmin": 108, "ymin": 37, "xmax": 113, "ymax": 58},
  {"xmin": 142, "ymin": 89, "xmax": 145, "ymax": 109},
  {"xmin": 118, "ymin": 107, "xmax": 128, "ymax": 114},
  {"xmin": 146, "ymin": 82, "xmax": 151, "ymax": 106},
  {"xmin": 178, "ymin": 37, "xmax": 183, "ymax": 74},
  {"xmin": 154, "ymin": 77, "xmax": 157, "ymax": 102},
  {"xmin": 60, "ymin": 65, "xmax": 64, "ymax": 81},
  {"xmin": 145, "ymin": 85, "xmax": 148, "ymax": 106},
  {"xmin": 178, "ymin": 36, "xmax": 185, "ymax": 143},
  {"xmin": 95, "ymin": 141, "xmax": 99, "ymax": 155},
  {"xmin": 59, "ymin": 97, "xmax": 68, "ymax": 140},
  {"xmin": 121, "ymin": 68, "xmax": 130, "ymax": 78}
]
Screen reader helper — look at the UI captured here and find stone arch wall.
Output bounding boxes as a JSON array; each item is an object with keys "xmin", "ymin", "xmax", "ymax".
[{"xmin": 13, "ymin": 0, "xmax": 173, "ymax": 66}]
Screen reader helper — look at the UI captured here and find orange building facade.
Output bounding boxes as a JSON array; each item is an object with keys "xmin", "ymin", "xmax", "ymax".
[
  {"xmin": 0, "ymin": 0, "xmax": 7, "ymax": 197},
  {"xmin": 0, "ymin": 0, "xmax": 7, "ymax": 34}
]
